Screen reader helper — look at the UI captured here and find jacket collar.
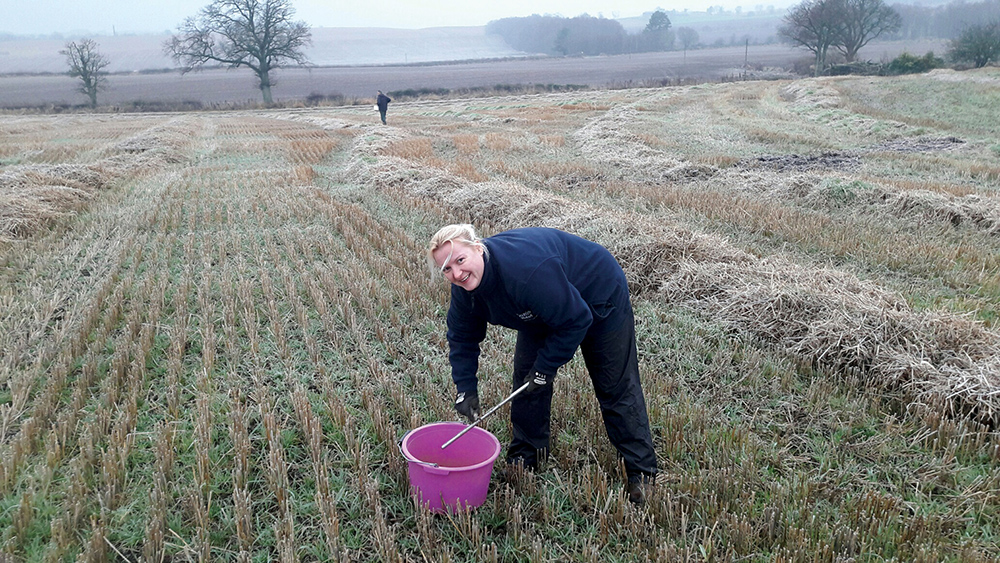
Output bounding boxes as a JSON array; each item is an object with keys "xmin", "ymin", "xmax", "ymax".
[{"xmin": 470, "ymin": 248, "xmax": 497, "ymax": 296}]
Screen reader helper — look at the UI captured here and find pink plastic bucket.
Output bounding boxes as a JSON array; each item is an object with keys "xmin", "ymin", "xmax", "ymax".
[{"xmin": 399, "ymin": 422, "xmax": 501, "ymax": 513}]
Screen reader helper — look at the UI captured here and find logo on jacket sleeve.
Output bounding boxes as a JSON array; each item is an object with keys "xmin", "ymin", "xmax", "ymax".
[{"xmin": 518, "ymin": 310, "xmax": 537, "ymax": 321}]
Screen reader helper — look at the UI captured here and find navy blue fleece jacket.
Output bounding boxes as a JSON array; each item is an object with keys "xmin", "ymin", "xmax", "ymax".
[{"xmin": 446, "ymin": 228, "xmax": 629, "ymax": 394}]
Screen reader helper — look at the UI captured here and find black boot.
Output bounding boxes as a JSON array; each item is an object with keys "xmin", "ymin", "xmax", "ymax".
[{"xmin": 626, "ymin": 475, "xmax": 654, "ymax": 504}]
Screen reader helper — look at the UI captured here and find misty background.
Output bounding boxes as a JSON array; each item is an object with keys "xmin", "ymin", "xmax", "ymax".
[
  {"xmin": 1, "ymin": 0, "xmax": 792, "ymax": 36},
  {"xmin": 0, "ymin": 6, "xmax": 798, "ymax": 74},
  {"xmin": 4, "ymin": 0, "xmax": 991, "ymax": 74}
]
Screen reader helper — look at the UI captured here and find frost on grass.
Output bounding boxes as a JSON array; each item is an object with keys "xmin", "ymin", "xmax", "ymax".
[
  {"xmin": 926, "ymin": 68, "xmax": 1000, "ymax": 84},
  {"xmin": 726, "ymin": 159, "xmax": 1000, "ymax": 235},
  {"xmin": 779, "ymin": 80, "xmax": 843, "ymax": 109},
  {"xmin": 573, "ymin": 104, "xmax": 717, "ymax": 183}
]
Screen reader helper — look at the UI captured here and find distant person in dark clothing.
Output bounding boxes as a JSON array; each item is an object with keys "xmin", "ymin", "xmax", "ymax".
[{"xmin": 376, "ymin": 90, "xmax": 391, "ymax": 124}]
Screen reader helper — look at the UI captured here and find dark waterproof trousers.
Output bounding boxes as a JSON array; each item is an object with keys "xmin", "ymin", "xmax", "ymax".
[{"xmin": 507, "ymin": 306, "xmax": 658, "ymax": 482}]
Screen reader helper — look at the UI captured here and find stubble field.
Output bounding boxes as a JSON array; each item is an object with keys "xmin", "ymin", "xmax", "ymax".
[{"xmin": 1, "ymin": 67, "xmax": 999, "ymax": 562}]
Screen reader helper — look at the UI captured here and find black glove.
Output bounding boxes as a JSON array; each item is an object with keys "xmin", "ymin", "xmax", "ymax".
[
  {"xmin": 524, "ymin": 371, "xmax": 553, "ymax": 394},
  {"xmin": 455, "ymin": 391, "xmax": 480, "ymax": 422}
]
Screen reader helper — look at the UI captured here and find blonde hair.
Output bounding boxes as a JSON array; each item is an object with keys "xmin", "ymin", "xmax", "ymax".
[{"xmin": 427, "ymin": 224, "xmax": 487, "ymax": 278}]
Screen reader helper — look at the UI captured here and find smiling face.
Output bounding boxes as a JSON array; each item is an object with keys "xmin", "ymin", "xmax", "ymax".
[{"xmin": 432, "ymin": 240, "xmax": 485, "ymax": 291}]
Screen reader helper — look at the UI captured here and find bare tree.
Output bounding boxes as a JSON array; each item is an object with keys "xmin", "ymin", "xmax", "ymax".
[
  {"xmin": 779, "ymin": 0, "xmax": 845, "ymax": 75},
  {"xmin": 165, "ymin": 0, "xmax": 311, "ymax": 104},
  {"xmin": 835, "ymin": 0, "xmax": 901, "ymax": 62},
  {"xmin": 61, "ymin": 39, "xmax": 110, "ymax": 109},
  {"xmin": 949, "ymin": 21, "xmax": 1000, "ymax": 68}
]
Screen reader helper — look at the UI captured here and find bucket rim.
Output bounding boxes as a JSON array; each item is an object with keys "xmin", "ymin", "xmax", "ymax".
[{"xmin": 401, "ymin": 421, "xmax": 501, "ymax": 471}]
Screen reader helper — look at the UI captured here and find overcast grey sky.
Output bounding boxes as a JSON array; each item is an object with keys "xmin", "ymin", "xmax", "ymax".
[{"xmin": 1, "ymin": 0, "xmax": 790, "ymax": 36}]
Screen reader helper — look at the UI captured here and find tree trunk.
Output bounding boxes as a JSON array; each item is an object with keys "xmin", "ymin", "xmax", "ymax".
[{"xmin": 259, "ymin": 70, "xmax": 274, "ymax": 104}]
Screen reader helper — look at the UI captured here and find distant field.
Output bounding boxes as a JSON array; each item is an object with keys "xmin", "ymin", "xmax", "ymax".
[{"xmin": 0, "ymin": 39, "xmax": 948, "ymax": 108}]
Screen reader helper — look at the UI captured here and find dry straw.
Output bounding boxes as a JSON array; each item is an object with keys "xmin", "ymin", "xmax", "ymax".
[
  {"xmin": 0, "ymin": 167, "xmax": 99, "ymax": 240},
  {"xmin": 350, "ymin": 131, "xmax": 1000, "ymax": 426},
  {"xmin": 0, "ymin": 122, "xmax": 191, "ymax": 240},
  {"xmin": 720, "ymin": 164, "xmax": 1000, "ymax": 236}
]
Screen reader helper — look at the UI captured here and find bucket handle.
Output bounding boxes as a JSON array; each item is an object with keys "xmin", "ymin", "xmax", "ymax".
[{"xmin": 398, "ymin": 429, "xmax": 451, "ymax": 475}]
